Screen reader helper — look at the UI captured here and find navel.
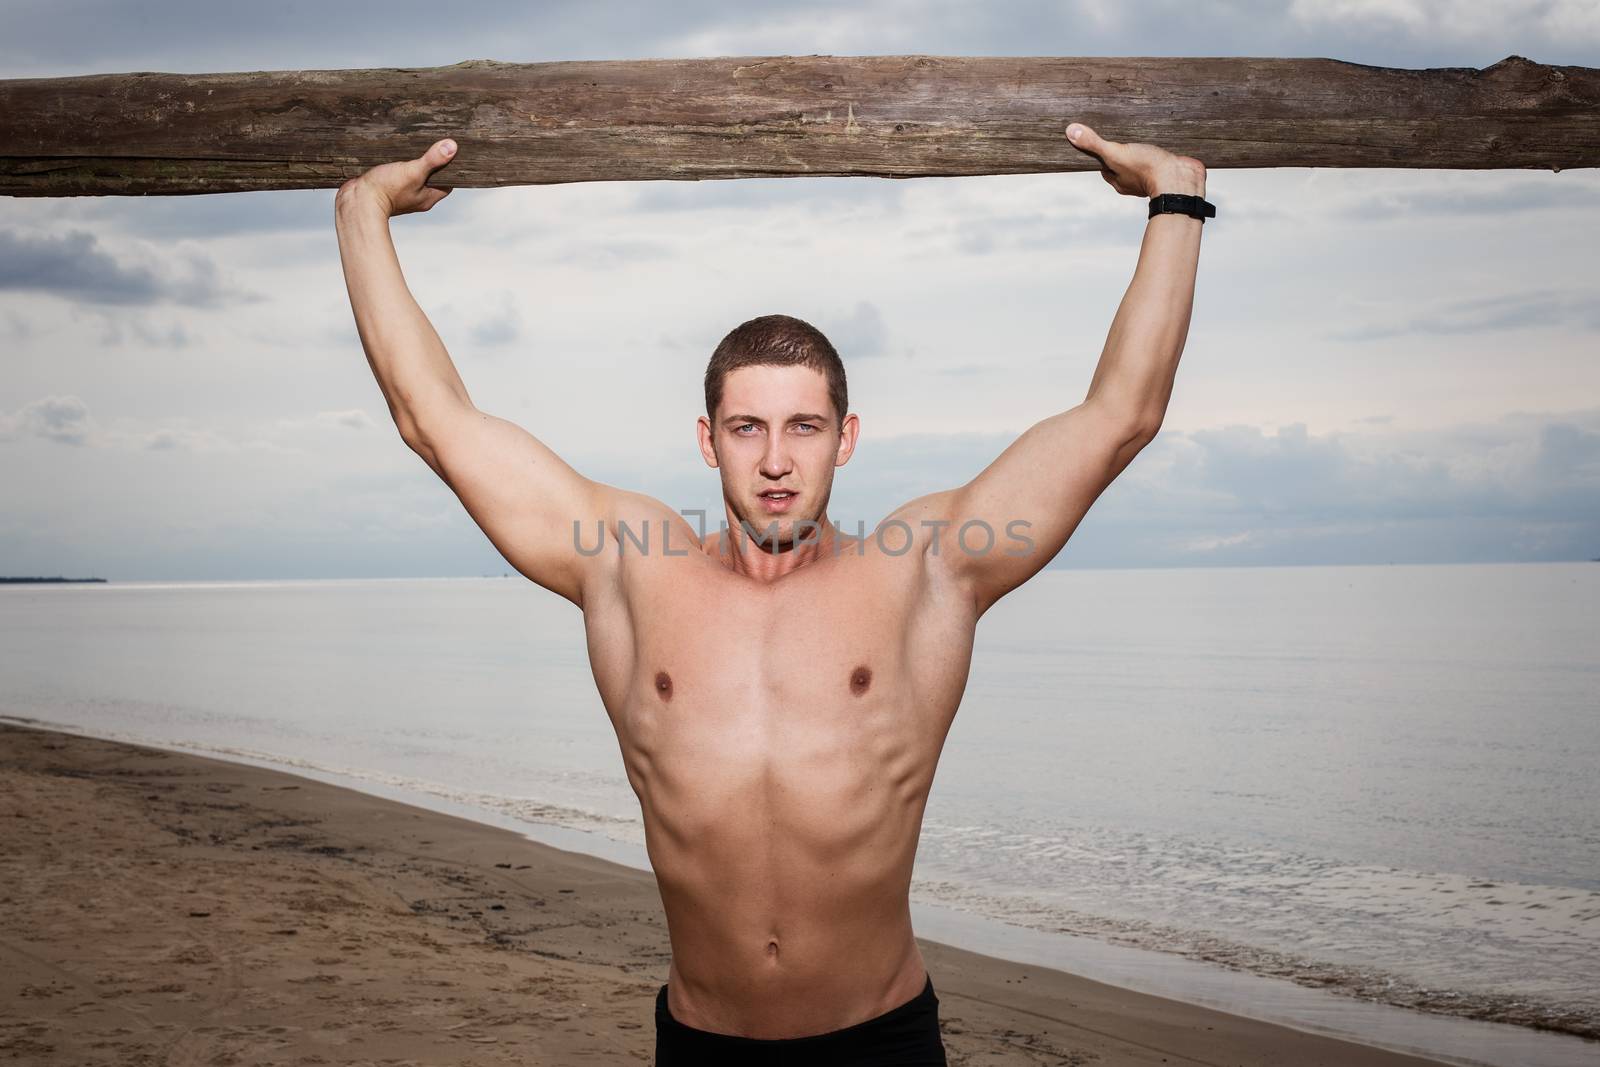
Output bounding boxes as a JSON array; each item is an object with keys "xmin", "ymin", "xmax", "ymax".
[
  {"xmin": 765, "ymin": 938, "xmax": 780, "ymax": 959},
  {"xmin": 849, "ymin": 665, "xmax": 872, "ymax": 696},
  {"xmin": 654, "ymin": 670, "xmax": 673, "ymax": 702}
]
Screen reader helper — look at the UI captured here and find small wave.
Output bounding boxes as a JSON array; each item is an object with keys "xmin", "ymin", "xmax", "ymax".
[
  {"xmin": 909, "ymin": 876, "xmax": 1599, "ymax": 1041},
  {"xmin": 0, "ymin": 714, "xmax": 645, "ymax": 844},
  {"xmin": 166, "ymin": 738, "xmax": 646, "ymax": 839}
]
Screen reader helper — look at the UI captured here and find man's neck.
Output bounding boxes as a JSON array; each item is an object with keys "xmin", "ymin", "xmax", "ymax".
[{"xmin": 710, "ymin": 511, "xmax": 847, "ymax": 583}]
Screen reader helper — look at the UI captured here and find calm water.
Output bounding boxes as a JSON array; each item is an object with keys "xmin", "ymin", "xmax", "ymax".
[{"xmin": 2, "ymin": 563, "xmax": 1596, "ymax": 1053}]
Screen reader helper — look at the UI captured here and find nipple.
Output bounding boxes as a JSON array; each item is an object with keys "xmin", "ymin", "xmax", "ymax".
[
  {"xmin": 850, "ymin": 665, "xmax": 872, "ymax": 696},
  {"xmin": 655, "ymin": 671, "xmax": 673, "ymax": 702}
]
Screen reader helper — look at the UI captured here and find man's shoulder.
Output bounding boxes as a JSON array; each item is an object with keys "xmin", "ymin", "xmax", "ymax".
[
  {"xmin": 861, "ymin": 490, "xmax": 962, "ymax": 561},
  {"xmin": 878, "ymin": 489, "xmax": 960, "ymax": 533},
  {"xmin": 870, "ymin": 489, "xmax": 989, "ymax": 615},
  {"xmin": 586, "ymin": 486, "xmax": 703, "ymax": 549},
  {"xmin": 570, "ymin": 486, "xmax": 714, "ymax": 612}
]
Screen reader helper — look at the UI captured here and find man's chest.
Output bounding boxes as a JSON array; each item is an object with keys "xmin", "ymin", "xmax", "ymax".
[{"xmin": 581, "ymin": 548, "xmax": 979, "ymax": 750}]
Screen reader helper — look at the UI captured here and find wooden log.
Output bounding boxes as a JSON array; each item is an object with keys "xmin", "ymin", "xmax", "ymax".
[{"xmin": 1, "ymin": 53, "xmax": 1594, "ymax": 197}]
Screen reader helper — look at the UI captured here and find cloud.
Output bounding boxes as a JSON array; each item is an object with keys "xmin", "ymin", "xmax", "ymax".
[
  {"xmin": 815, "ymin": 408, "xmax": 1600, "ymax": 567},
  {"xmin": 547, "ymin": 238, "xmax": 677, "ymax": 270},
  {"xmin": 70, "ymin": 410, "xmax": 381, "ymax": 454},
  {"xmin": 76, "ymin": 308, "xmax": 197, "ymax": 348},
  {"xmin": 0, "ymin": 309, "xmax": 31, "ymax": 341},
  {"xmin": 630, "ymin": 175, "xmax": 907, "ymax": 217},
  {"xmin": 919, "ymin": 211, "xmax": 1118, "ymax": 256},
  {"xmin": 143, "ymin": 426, "xmax": 233, "ymax": 452},
  {"xmin": 3, "ymin": 0, "xmax": 1596, "ymax": 93},
  {"xmin": 468, "ymin": 292, "xmax": 524, "ymax": 348},
  {"xmin": 1089, "ymin": 409, "xmax": 1600, "ymax": 563},
  {"xmin": 1532, "ymin": 420, "xmax": 1600, "ymax": 486},
  {"xmin": 655, "ymin": 4, "xmax": 929, "ymax": 58},
  {"xmin": 1326, "ymin": 287, "xmax": 1600, "ymax": 341},
  {"xmin": 653, "ymin": 300, "xmax": 892, "ymax": 365},
  {"xmin": 0, "ymin": 395, "xmax": 95, "ymax": 446},
  {"xmin": 1287, "ymin": 0, "xmax": 1600, "ymax": 44},
  {"xmin": 428, "ymin": 290, "xmax": 526, "ymax": 351},
  {"xmin": 824, "ymin": 300, "xmax": 889, "ymax": 359},
  {"xmin": 315, "ymin": 409, "xmax": 380, "ymax": 432},
  {"xmin": 0, "ymin": 228, "xmax": 251, "ymax": 308},
  {"xmin": 38, "ymin": 190, "xmax": 333, "ymax": 240},
  {"xmin": 1341, "ymin": 180, "xmax": 1574, "ymax": 221}
]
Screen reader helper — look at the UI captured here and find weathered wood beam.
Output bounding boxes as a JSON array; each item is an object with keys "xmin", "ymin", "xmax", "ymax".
[{"xmin": 2, "ymin": 54, "xmax": 1595, "ymax": 197}]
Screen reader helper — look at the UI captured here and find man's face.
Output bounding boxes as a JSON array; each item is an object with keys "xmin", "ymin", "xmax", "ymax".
[{"xmin": 697, "ymin": 364, "xmax": 858, "ymax": 548}]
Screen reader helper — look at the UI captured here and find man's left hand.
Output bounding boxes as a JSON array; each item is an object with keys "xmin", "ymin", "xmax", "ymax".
[{"xmin": 1065, "ymin": 123, "xmax": 1206, "ymax": 199}]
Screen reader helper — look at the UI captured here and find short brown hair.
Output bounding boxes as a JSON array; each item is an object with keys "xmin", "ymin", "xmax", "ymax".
[{"xmin": 704, "ymin": 314, "xmax": 848, "ymax": 427}]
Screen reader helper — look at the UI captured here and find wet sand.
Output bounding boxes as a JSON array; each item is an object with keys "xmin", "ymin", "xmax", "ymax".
[{"xmin": 0, "ymin": 722, "xmax": 1454, "ymax": 1065}]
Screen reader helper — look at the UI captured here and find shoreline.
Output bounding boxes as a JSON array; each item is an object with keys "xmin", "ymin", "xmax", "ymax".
[
  {"xmin": 0, "ymin": 721, "xmax": 1490, "ymax": 1066},
  {"xmin": 7, "ymin": 712, "xmax": 1595, "ymax": 1062}
]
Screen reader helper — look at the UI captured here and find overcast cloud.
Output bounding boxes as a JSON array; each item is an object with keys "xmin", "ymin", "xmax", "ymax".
[{"xmin": 1, "ymin": 1, "xmax": 1596, "ymax": 579}]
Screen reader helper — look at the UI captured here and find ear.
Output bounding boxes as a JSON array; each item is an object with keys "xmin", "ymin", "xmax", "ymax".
[
  {"xmin": 834, "ymin": 412, "xmax": 860, "ymax": 467},
  {"xmin": 696, "ymin": 415, "xmax": 720, "ymax": 468}
]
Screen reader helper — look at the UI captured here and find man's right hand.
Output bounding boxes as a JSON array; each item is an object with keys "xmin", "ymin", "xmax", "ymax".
[
  {"xmin": 1065, "ymin": 123, "xmax": 1206, "ymax": 199},
  {"xmin": 336, "ymin": 138, "xmax": 459, "ymax": 218}
]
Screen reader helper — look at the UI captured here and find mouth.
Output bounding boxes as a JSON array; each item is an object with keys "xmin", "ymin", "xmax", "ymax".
[{"xmin": 757, "ymin": 489, "xmax": 798, "ymax": 513}]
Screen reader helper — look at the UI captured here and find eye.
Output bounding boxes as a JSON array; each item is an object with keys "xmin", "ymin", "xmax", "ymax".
[
  {"xmin": 794, "ymin": 423, "xmax": 818, "ymax": 433},
  {"xmin": 735, "ymin": 423, "xmax": 759, "ymax": 435}
]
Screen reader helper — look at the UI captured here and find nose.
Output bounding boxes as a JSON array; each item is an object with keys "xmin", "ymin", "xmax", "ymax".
[{"xmin": 759, "ymin": 434, "xmax": 792, "ymax": 479}]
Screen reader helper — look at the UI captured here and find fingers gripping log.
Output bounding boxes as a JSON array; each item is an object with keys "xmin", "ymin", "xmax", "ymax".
[{"xmin": 1, "ymin": 53, "xmax": 1595, "ymax": 197}]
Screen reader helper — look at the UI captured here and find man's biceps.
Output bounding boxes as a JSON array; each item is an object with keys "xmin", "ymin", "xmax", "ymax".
[
  {"xmin": 948, "ymin": 439, "xmax": 1124, "ymax": 553},
  {"xmin": 435, "ymin": 416, "xmax": 591, "ymax": 506},
  {"xmin": 925, "ymin": 482, "xmax": 1024, "ymax": 559},
  {"xmin": 945, "ymin": 465, "xmax": 1034, "ymax": 532},
  {"xmin": 454, "ymin": 478, "xmax": 600, "ymax": 604}
]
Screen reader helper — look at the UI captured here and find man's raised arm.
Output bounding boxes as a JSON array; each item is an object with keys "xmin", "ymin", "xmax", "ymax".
[
  {"xmin": 913, "ymin": 123, "xmax": 1210, "ymax": 617},
  {"xmin": 334, "ymin": 139, "xmax": 606, "ymax": 608}
]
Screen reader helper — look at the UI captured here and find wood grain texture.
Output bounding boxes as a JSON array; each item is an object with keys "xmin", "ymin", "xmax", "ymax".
[{"xmin": 2, "ymin": 53, "xmax": 1595, "ymax": 196}]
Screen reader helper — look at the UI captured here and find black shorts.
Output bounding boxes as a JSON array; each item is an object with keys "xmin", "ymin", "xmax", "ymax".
[{"xmin": 654, "ymin": 973, "xmax": 948, "ymax": 1066}]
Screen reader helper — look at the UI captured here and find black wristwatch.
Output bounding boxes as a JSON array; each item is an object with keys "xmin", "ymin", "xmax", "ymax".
[{"xmin": 1148, "ymin": 193, "xmax": 1216, "ymax": 222}]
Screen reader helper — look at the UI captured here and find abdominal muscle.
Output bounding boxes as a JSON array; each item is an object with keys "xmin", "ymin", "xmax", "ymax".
[{"xmin": 626, "ymin": 691, "xmax": 939, "ymax": 1038}]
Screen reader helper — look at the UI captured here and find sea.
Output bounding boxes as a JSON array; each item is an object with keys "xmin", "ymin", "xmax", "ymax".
[{"xmin": 2, "ymin": 561, "xmax": 1596, "ymax": 1067}]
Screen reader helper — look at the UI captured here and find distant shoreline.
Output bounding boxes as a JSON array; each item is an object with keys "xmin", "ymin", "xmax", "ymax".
[{"xmin": 0, "ymin": 576, "xmax": 107, "ymax": 584}]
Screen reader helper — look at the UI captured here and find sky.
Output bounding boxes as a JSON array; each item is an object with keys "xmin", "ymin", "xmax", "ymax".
[{"xmin": 2, "ymin": 0, "xmax": 1597, "ymax": 580}]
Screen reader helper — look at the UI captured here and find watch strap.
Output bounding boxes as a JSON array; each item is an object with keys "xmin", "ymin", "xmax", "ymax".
[{"xmin": 1148, "ymin": 193, "xmax": 1216, "ymax": 221}]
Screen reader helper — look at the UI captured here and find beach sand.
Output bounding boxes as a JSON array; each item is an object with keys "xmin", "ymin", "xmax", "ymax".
[{"xmin": 0, "ymin": 722, "xmax": 1451, "ymax": 1065}]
